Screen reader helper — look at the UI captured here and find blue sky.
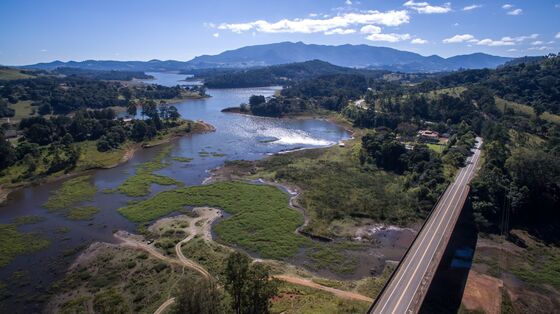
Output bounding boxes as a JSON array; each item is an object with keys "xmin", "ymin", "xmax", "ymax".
[{"xmin": 0, "ymin": 0, "xmax": 558, "ymax": 65}]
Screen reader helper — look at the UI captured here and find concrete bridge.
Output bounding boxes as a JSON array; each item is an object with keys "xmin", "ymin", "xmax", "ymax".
[{"xmin": 369, "ymin": 138, "xmax": 483, "ymax": 314}]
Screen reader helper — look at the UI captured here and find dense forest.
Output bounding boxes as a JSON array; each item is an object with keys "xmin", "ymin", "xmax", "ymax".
[
  {"xmin": 0, "ymin": 76, "xmax": 184, "ymax": 114},
  {"xmin": 0, "ymin": 102, "xmax": 182, "ymax": 176},
  {"xmin": 420, "ymin": 53, "xmax": 560, "ymax": 114},
  {"xmin": 199, "ymin": 60, "xmax": 430, "ymax": 88},
  {"xmin": 52, "ymin": 67, "xmax": 153, "ymax": 81}
]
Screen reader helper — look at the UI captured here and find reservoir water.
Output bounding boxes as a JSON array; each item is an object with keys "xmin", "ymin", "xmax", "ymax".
[{"xmin": 0, "ymin": 72, "xmax": 350, "ymax": 312}]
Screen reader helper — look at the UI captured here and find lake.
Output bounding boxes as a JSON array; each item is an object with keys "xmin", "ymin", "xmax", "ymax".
[{"xmin": 0, "ymin": 72, "xmax": 350, "ymax": 312}]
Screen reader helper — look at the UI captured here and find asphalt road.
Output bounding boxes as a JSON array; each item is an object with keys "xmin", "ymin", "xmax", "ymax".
[{"xmin": 370, "ymin": 137, "xmax": 483, "ymax": 314}]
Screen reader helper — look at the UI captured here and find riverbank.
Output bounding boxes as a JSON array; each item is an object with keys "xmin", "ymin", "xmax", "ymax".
[{"xmin": 0, "ymin": 120, "xmax": 215, "ymax": 205}]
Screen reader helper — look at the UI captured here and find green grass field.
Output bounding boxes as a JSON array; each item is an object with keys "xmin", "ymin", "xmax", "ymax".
[
  {"xmin": 427, "ymin": 143, "xmax": 445, "ymax": 154},
  {"xmin": 119, "ymin": 181, "xmax": 308, "ymax": 259},
  {"xmin": 0, "ymin": 68, "xmax": 34, "ymax": 80},
  {"xmin": 495, "ymin": 97, "xmax": 560, "ymax": 124},
  {"xmin": 75, "ymin": 141, "xmax": 131, "ymax": 170},
  {"xmin": 0, "ymin": 223, "xmax": 50, "ymax": 268},
  {"xmin": 10, "ymin": 100, "xmax": 34, "ymax": 120}
]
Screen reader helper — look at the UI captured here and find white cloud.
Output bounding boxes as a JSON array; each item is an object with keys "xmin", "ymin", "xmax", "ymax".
[
  {"xmin": 507, "ymin": 8, "xmax": 522, "ymax": 15},
  {"xmin": 502, "ymin": 4, "xmax": 513, "ymax": 9},
  {"xmin": 40, "ymin": 49, "xmax": 47, "ymax": 52},
  {"xmin": 324, "ymin": 28, "xmax": 356, "ymax": 35},
  {"xmin": 366, "ymin": 33, "xmax": 411, "ymax": 42},
  {"xmin": 217, "ymin": 10, "xmax": 410, "ymax": 34},
  {"xmin": 443, "ymin": 34, "xmax": 475, "ymax": 43},
  {"xmin": 528, "ymin": 46, "xmax": 553, "ymax": 51},
  {"xmin": 213, "ymin": 32, "xmax": 220, "ymax": 38},
  {"xmin": 531, "ymin": 40, "xmax": 544, "ymax": 45},
  {"xmin": 360, "ymin": 25, "xmax": 381, "ymax": 34},
  {"xmin": 504, "ymin": 33, "xmax": 539, "ymax": 42},
  {"xmin": 403, "ymin": 0, "xmax": 452, "ymax": 14},
  {"xmin": 453, "ymin": 22, "xmax": 459, "ymax": 26},
  {"xmin": 345, "ymin": 0, "xmax": 352, "ymax": 5},
  {"xmin": 309, "ymin": 13, "xmax": 318, "ymax": 17},
  {"xmin": 556, "ymin": 32, "xmax": 560, "ymax": 39},
  {"xmin": 411, "ymin": 38, "xmax": 429, "ymax": 44},
  {"xmin": 507, "ymin": 48, "xmax": 517, "ymax": 52},
  {"xmin": 463, "ymin": 4, "xmax": 482, "ymax": 11},
  {"xmin": 476, "ymin": 38, "xmax": 515, "ymax": 46}
]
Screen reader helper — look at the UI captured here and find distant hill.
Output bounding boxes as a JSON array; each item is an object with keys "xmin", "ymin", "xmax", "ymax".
[
  {"xmin": 21, "ymin": 42, "xmax": 513, "ymax": 73},
  {"xmin": 201, "ymin": 60, "xmax": 389, "ymax": 88},
  {"xmin": 188, "ymin": 42, "xmax": 511, "ymax": 72}
]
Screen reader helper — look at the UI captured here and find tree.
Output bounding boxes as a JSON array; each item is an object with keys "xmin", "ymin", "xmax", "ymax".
[
  {"xmin": 38, "ymin": 103, "xmax": 52, "ymax": 115},
  {"xmin": 249, "ymin": 95, "xmax": 266, "ymax": 107},
  {"xmin": 0, "ymin": 131, "xmax": 15, "ymax": 170},
  {"xmin": 168, "ymin": 106, "xmax": 180, "ymax": 122},
  {"xmin": 174, "ymin": 277, "xmax": 226, "ymax": 314},
  {"xmin": 131, "ymin": 120, "xmax": 148, "ymax": 142},
  {"xmin": 225, "ymin": 252, "xmax": 278, "ymax": 314},
  {"xmin": 225, "ymin": 252, "xmax": 250, "ymax": 314},
  {"xmin": 245, "ymin": 263, "xmax": 278, "ymax": 314},
  {"xmin": 126, "ymin": 102, "xmax": 137, "ymax": 117},
  {"xmin": 0, "ymin": 99, "xmax": 15, "ymax": 118}
]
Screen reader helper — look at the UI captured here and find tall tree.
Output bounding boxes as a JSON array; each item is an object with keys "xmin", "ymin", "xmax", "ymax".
[
  {"xmin": 174, "ymin": 277, "xmax": 226, "ymax": 314},
  {"xmin": 225, "ymin": 252, "xmax": 249, "ymax": 314}
]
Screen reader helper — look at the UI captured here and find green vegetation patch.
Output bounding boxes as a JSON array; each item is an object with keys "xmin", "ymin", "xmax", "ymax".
[
  {"xmin": 308, "ymin": 244, "xmax": 358, "ymax": 274},
  {"xmin": 50, "ymin": 244, "xmax": 190, "ymax": 313},
  {"xmin": 12, "ymin": 215, "xmax": 45, "ymax": 225},
  {"xmin": 427, "ymin": 143, "xmax": 445, "ymax": 154},
  {"xmin": 181, "ymin": 237, "xmax": 231, "ymax": 277},
  {"xmin": 118, "ymin": 146, "xmax": 181, "ymax": 197},
  {"xmin": 0, "ymin": 223, "xmax": 50, "ymax": 268},
  {"xmin": 9, "ymin": 100, "xmax": 35, "ymax": 120},
  {"xmin": 250, "ymin": 143, "xmax": 417, "ymax": 236},
  {"xmin": 119, "ymin": 181, "xmax": 307, "ymax": 259},
  {"xmin": 67, "ymin": 206, "xmax": 100, "ymax": 220},
  {"xmin": 75, "ymin": 141, "xmax": 130, "ymax": 170},
  {"xmin": 0, "ymin": 68, "xmax": 34, "ymax": 80},
  {"xmin": 172, "ymin": 156, "xmax": 193, "ymax": 163},
  {"xmin": 44, "ymin": 175, "xmax": 97, "ymax": 210},
  {"xmin": 271, "ymin": 281, "xmax": 370, "ymax": 313},
  {"xmin": 495, "ymin": 97, "xmax": 560, "ymax": 125}
]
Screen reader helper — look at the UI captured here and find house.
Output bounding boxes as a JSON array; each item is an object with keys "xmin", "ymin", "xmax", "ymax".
[{"xmin": 417, "ymin": 130, "xmax": 440, "ymax": 143}]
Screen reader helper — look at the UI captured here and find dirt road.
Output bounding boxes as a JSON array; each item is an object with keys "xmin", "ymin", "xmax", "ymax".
[{"xmin": 274, "ymin": 275, "xmax": 373, "ymax": 303}]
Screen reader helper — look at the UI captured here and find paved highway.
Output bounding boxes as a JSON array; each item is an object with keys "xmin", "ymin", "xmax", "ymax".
[{"xmin": 370, "ymin": 137, "xmax": 483, "ymax": 314}]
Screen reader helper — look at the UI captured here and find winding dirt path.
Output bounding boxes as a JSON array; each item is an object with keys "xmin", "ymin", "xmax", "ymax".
[
  {"xmin": 153, "ymin": 297, "xmax": 175, "ymax": 314},
  {"xmin": 274, "ymin": 275, "xmax": 373, "ymax": 302},
  {"xmin": 117, "ymin": 207, "xmax": 372, "ymax": 313}
]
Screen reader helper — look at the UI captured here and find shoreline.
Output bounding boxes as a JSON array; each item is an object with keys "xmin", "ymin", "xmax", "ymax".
[{"xmin": 0, "ymin": 120, "xmax": 215, "ymax": 205}]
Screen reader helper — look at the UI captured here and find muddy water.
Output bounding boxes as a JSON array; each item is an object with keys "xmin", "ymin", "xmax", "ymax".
[{"xmin": 0, "ymin": 73, "xmax": 350, "ymax": 312}]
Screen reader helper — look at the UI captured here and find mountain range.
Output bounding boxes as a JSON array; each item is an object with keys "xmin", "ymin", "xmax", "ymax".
[{"xmin": 21, "ymin": 42, "xmax": 512, "ymax": 73}]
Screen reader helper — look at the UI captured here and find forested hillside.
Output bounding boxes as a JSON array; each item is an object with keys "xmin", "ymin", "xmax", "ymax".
[
  {"xmin": 241, "ymin": 55, "xmax": 560, "ymax": 237},
  {"xmin": 425, "ymin": 54, "xmax": 560, "ymax": 114}
]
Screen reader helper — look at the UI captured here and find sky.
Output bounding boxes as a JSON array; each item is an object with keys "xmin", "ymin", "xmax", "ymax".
[{"xmin": 0, "ymin": 0, "xmax": 559, "ymax": 65}]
